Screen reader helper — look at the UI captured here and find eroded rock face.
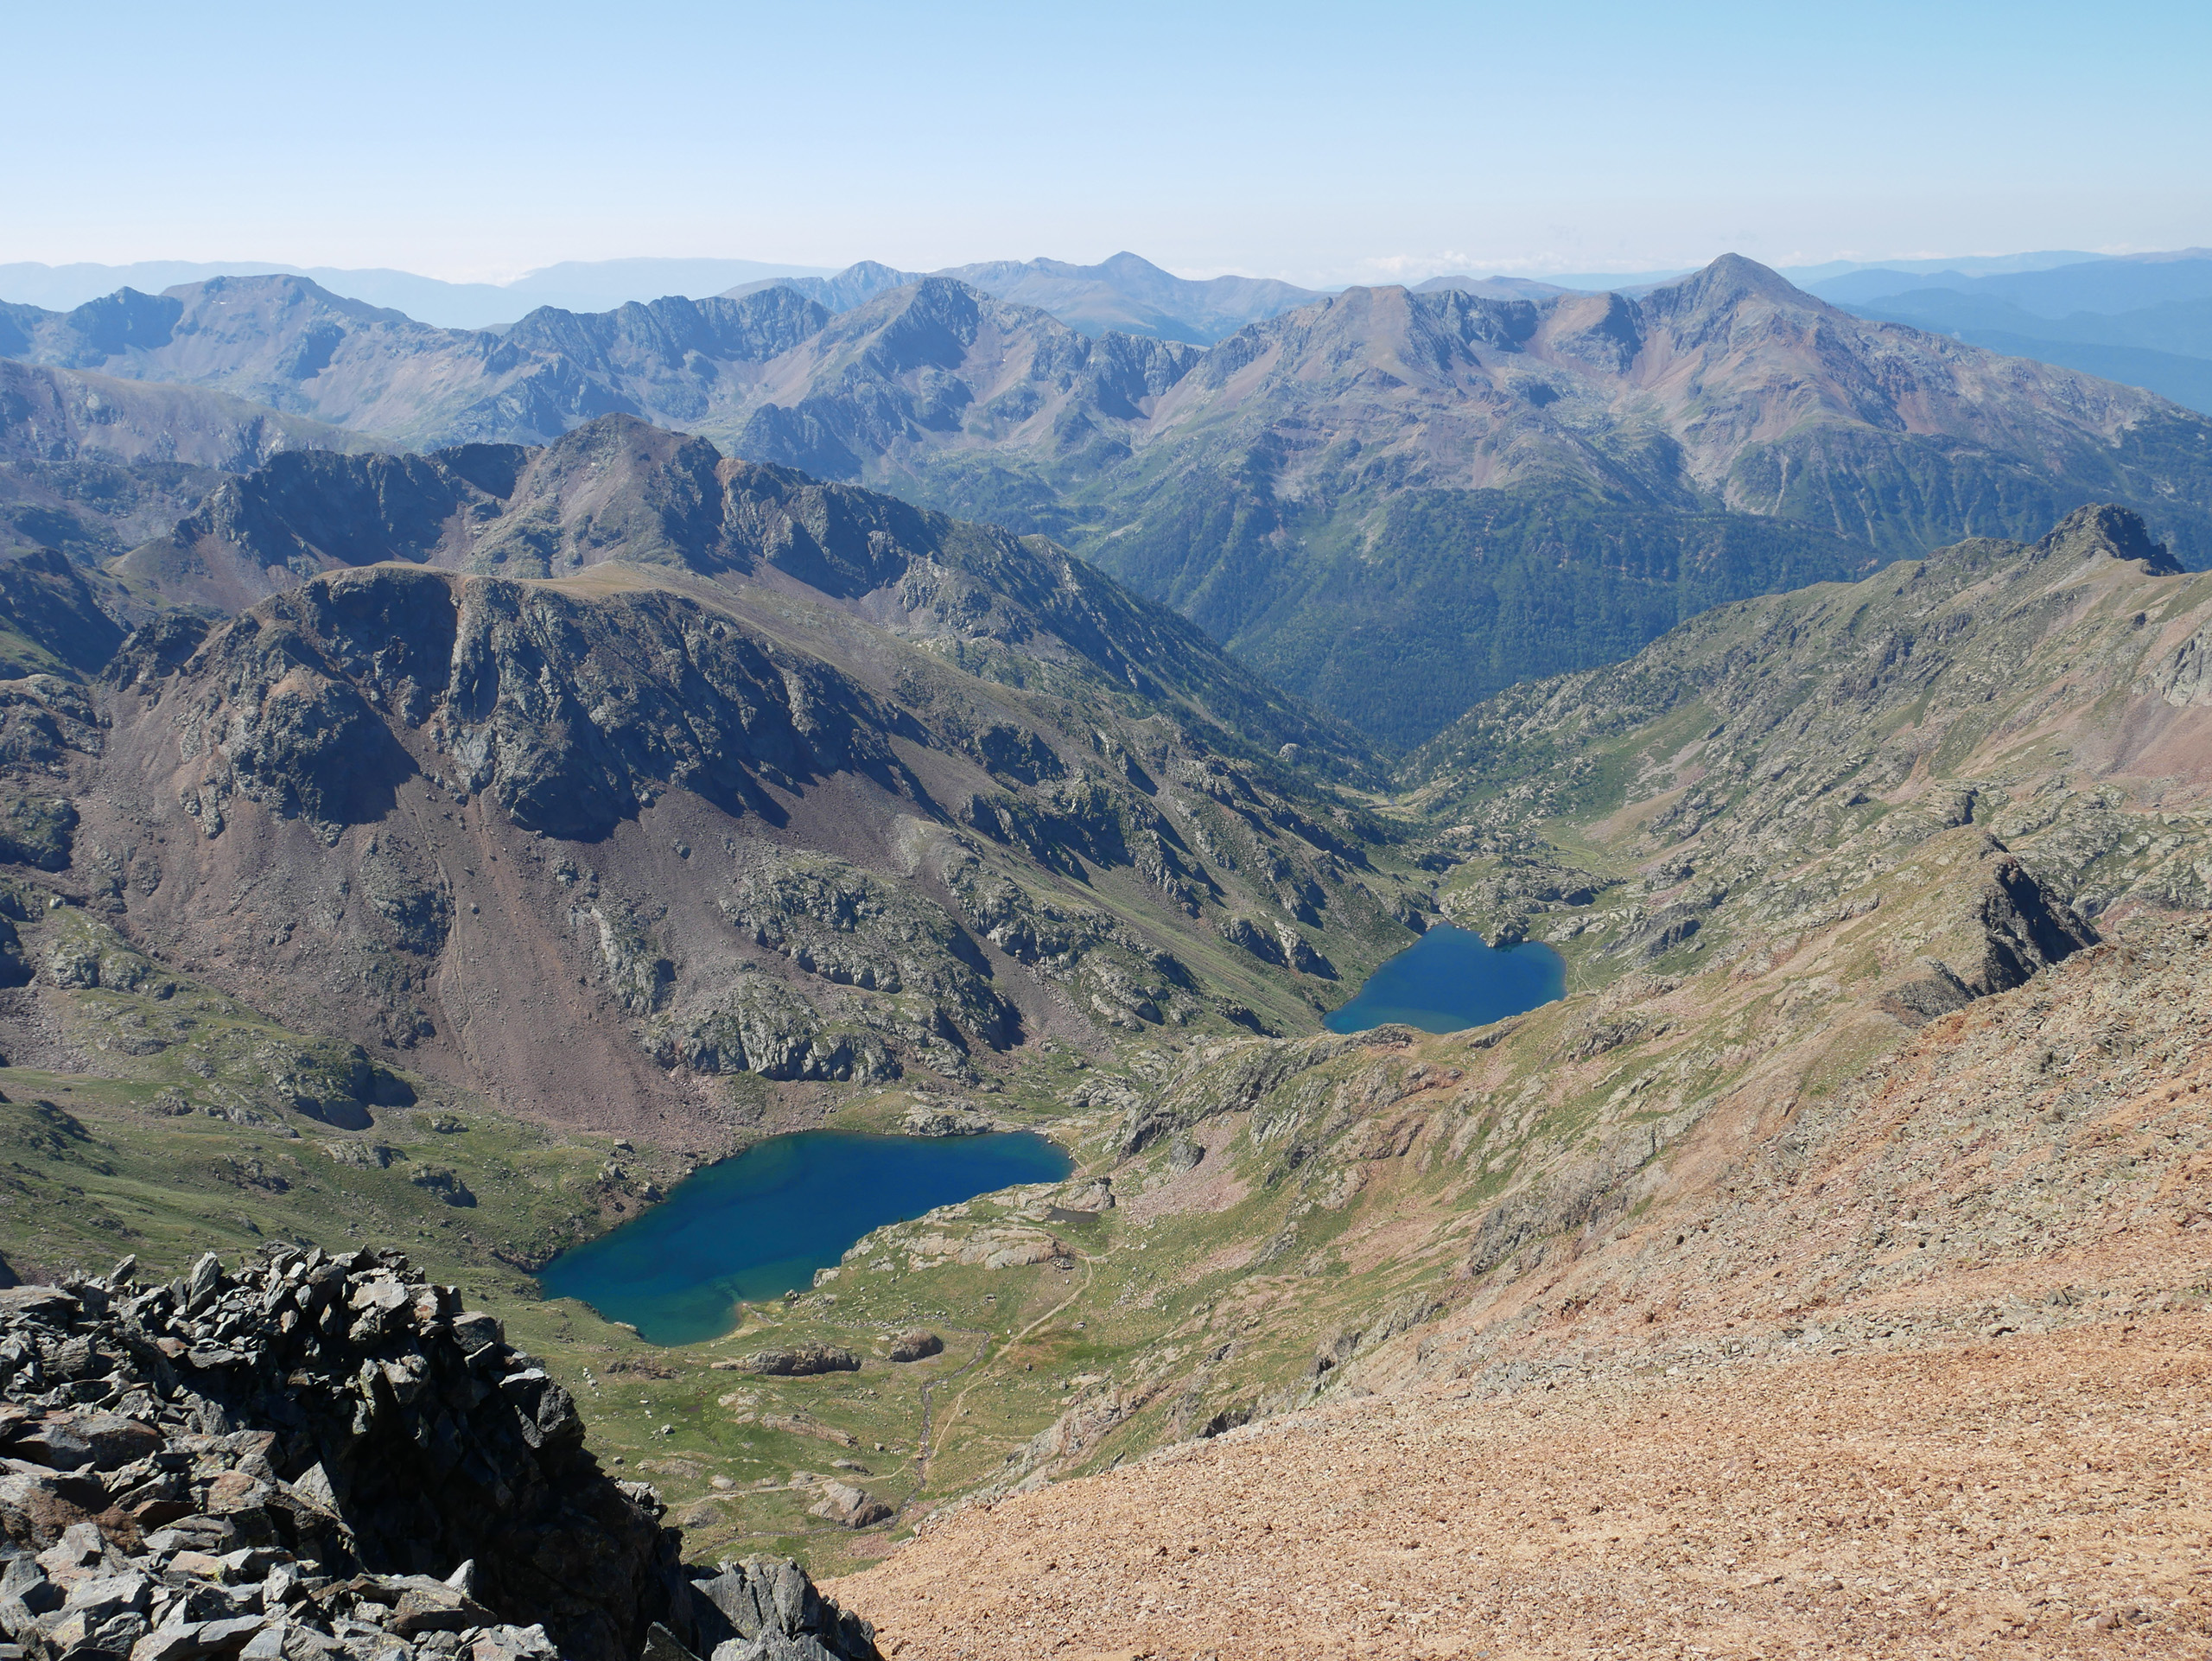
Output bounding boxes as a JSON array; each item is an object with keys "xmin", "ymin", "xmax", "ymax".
[
  {"xmin": 0, "ymin": 1248, "xmax": 880, "ymax": 1661},
  {"xmin": 165, "ymin": 566, "xmax": 898, "ymax": 846}
]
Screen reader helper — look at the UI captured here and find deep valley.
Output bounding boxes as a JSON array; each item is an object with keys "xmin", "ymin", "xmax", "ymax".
[{"xmin": 1, "ymin": 245, "xmax": 2209, "ymax": 1661}]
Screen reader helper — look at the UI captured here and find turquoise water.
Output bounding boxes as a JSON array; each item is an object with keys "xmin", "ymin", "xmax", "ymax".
[
  {"xmin": 538, "ymin": 1130, "xmax": 1072, "ymax": 1345},
  {"xmin": 1325, "ymin": 923, "xmax": 1565, "ymax": 1034}
]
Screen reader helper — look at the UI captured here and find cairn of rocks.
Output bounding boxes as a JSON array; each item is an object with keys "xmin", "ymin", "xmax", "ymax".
[{"xmin": 0, "ymin": 1245, "xmax": 880, "ymax": 1661}]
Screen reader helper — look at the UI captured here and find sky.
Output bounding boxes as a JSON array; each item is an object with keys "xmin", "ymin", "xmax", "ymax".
[{"xmin": 6, "ymin": 0, "xmax": 2208, "ymax": 287}]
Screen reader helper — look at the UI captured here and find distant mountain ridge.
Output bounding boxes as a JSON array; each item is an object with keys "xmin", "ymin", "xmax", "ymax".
[
  {"xmin": 10, "ymin": 256, "xmax": 2212, "ymax": 747},
  {"xmin": 709, "ymin": 255, "xmax": 2212, "ymax": 742},
  {"xmin": 0, "ymin": 357, "xmax": 373, "ymax": 559},
  {"xmin": 0, "ymin": 257, "xmax": 838, "ymax": 328},
  {"xmin": 729, "ymin": 251, "xmax": 1322, "ymax": 344},
  {"xmin": 1811, "ymin": 255, "xmax": 2212, "ymax": 415},
  {"xmin": 0, "ymin": 251, "xmax": 1321, "ymax": 341},
  {"xmin": 0, "ymin": 275, "xmax": 834, "ymax": 449},
  {"xmin": 1810, "ymin": 250, "xmax": 2212, "ymax": 315}
]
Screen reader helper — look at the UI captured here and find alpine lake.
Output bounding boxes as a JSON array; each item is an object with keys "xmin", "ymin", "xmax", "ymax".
[
  {"xmin": 539, "ymin": 1129, "xmax": 1072, "ymax": 1345},
  {"xmin": 542, "ymin": 926, "xmax": 1555, "ymax": 1346},
  {"xmin": 1325, "ymin": 921, "xmax": 1566, "ymax": 1034}
]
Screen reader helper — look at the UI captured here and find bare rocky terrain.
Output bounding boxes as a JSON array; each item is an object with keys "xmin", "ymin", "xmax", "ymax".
[
  {"xmin": 0, "ymin": 1247, "xmax": 884, "ymax": 1661},
  {"xmin": 0, "ymin": 416, "xmax": 1425, "ymax": 1145},
  {"xmin": 829, "ymin": 781, "xmax": 2212, "ymax": 1657}
]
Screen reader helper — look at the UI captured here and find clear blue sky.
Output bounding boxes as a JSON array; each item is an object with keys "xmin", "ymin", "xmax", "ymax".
[{"xmin": 6, "ymin": 0, "xmax": 2206, "ymax": 284}]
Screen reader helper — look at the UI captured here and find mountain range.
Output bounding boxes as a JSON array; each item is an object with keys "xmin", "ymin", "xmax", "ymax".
[
  {"xmin": 35, "ymin": 415, "xmax": 1421, "ymax": 1131},
  {"xmin": 0, "ymin": 357, "xmax": 372, "ymax": 562},
  {"xmin": 730, "ymin": 252, "xmax": 1323, "ymax": 345},
  {"xmin": 719, "ymin": 257, "xmax": 2212, "ymax": 742},
  {"xmin": 1811, "ymin": 251, "xmax": 2212, "ymax": 415},
  {"xmin": 7, "ymin": 256, "xmax": 2212, "ymax": 747},
  {"xmin": 0, "ymin": 245, "xmax": 2209, "ymax": 1644},
  {"xmin": 0, "ymin": 257, "xmax": 839, "ymax": 328}
]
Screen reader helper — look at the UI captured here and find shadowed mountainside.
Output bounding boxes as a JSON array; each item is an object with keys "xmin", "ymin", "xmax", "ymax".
[
  {"xmin": 0, "ymin": 357, "xmax": 372, "ymax": 559},
  {"xmin": 0, "ymin": 416, "xmax": 1433, "ymax": 1142}
]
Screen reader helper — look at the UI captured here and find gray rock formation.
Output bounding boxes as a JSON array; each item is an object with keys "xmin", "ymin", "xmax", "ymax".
[
  {"xmin": 683, "ymin": 1556, "xmax": 878, "ymax": 1660},
  {"xmin": 0, "ymin": 1249, "xmax": 878, "ymax": 1661},
  {"xmin": 884, "ymin": 1332, "xmax": 941, "ymax": 1364},
  {"xmin": 736, "ymin": 1348, "xmax": 859, "ymax": 1378}
]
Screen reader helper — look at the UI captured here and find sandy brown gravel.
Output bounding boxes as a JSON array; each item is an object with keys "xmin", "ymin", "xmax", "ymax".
[{"xmin": 832, "ymin": 1311, "xmax": 2212, "ymax": 1660}]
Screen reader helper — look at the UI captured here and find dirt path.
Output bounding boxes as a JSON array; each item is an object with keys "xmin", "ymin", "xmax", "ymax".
[
  {"xmin": 924, "ymin": 1252, "xmax": 1100, "ymax": 1480},
  {"xmin": 895, "ymin": 1324, "xmax": 994, "ymax": 1522}
]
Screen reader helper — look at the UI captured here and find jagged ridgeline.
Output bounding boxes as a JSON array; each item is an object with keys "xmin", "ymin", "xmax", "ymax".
[
  {"xmin": 12, "ymin": 417, "xmax": 1428, "ymax": 1134},
  {"xmin": 0, "ymin": 1245, "xmax": 880, "ymax": 1661},
  {"xmin": 16, "ymin": 258, "xmax": 2212, "ymax": 747}
]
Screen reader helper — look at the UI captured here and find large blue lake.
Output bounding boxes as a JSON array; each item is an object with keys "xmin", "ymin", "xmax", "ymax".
[
  {"xmin": 538, "ymin": 1130, "xmax": 1072, "ymax": 1346},
  {"xmin": 1325, "ymin": 922, "xmax": 1565, "ymax": 1034}
]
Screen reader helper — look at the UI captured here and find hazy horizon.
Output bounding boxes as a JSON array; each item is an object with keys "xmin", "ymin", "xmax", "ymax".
[{"xmin": 6, "ymin": 0, "xmax": 2205, "ymax": 291}]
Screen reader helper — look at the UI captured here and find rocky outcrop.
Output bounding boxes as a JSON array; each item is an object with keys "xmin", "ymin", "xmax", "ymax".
[
  {"xmin": 646, "ymin": 979, "xmax": 896, "ymax": 1086},
  {"xmin": 1878, "ymin": 856, "xmax": 2099, "ymax": 1025},
  {"xmin": 721, "ymin": 854, "xmax": 1016, "ymax": 1056},
  {"xmin": 685, "ymin": 1557, "xmax": 879, "ymax": 1660},
  {"xmin": 0, "ymin": 1247, "xmax": 879, "ymax": 1661},
  {"xmin": 734, "ymin": 1348, "xmax": 859, "ymax": 1379},
  {"xmin": 885, "ymin": 1332, "xmax": 942, "ymax": 1364},
  {"xmin": 804, "ymin": 1484, "xmax": 890, "ymax": 1531}
]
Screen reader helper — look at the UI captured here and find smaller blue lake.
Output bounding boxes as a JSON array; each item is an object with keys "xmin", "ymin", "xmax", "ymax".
[
  {"xmin": 1325, "ymin": 923, "xmax": 1565, "ymax": 1034},
  {"xmin": 538, "ymin": 1130, "xmax": 1072, "ymax": 1346}
]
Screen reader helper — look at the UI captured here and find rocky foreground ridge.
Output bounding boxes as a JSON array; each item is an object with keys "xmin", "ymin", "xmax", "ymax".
[{"xmin": 0, "ymin": 1246, "xmax": 880, "ymax": 1661}]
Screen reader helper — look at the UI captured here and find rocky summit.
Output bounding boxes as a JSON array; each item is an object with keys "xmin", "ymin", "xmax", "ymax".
[{"xmin": 0, "ymin": 1244, "xmax": 879, "ymax": 1661}]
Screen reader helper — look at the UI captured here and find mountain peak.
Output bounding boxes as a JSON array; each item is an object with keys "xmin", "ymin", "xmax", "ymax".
[
  {"xmin": 1097, "ymin": 251, "xmax": 1175, "ymax": 280},
  {"xmin": 183, "ymin": 271, "xmax": 414, "ymax": 324},
  {"xmin": 1651, "ymin": 252, "xmax": 1815, "ymax": 313},
  {"xmin": 2037, "ymin": 503, "xmax": 2183, "ymax": 573}
]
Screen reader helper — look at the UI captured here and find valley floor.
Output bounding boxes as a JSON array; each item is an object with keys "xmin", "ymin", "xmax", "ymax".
[{"xmin": 837, "ymin": 1303, "xmax": 2212, "ymax": 1659}]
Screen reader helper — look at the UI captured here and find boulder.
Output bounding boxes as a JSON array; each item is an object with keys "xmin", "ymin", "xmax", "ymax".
[
  {"xmin": 885, "ymin": 1332, "xmax": 942, "ymax": 1364},
  {"xmin": 738, "ymin": 1348, "xmax": 860, "ymax": 1378},
  {"xmin": 806, "ymin": 1483, "xmax": 891, "ymax": 1531},
  {"xmin": 690, "ymin": 1556, "xmax": 878, "ymax": 1659}
]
